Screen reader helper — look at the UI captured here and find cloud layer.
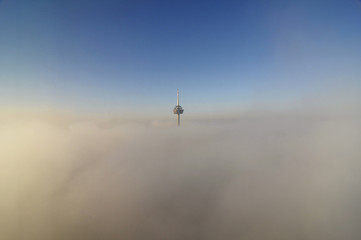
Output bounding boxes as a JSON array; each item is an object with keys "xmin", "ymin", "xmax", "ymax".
[{"xmin": 1, "ymin": 112, "xmax": 361, "ymax": 240}]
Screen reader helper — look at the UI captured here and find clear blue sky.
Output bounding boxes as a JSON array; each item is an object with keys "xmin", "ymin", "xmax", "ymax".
[{"xmin": 1, "ymin": 0, "xmax": 361, "ymax": 116}]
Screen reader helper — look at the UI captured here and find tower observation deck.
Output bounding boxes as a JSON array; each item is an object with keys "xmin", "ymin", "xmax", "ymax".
[{"xmin": 173, "ymin": 89, "xmax": 184, "ymax": 126}]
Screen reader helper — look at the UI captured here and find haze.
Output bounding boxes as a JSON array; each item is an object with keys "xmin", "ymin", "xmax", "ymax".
[
  {"xmin": 1, "ymin": 107, "xmax": 361, "ymax": 240},
  {"xmin": 1, "ymin": 0, "xmax": 361, "ymax": 239}
]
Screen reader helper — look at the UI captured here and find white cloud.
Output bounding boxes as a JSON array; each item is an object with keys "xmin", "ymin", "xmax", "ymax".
[{"xmin": 1, "ymin": 111, "xmax": 361, "ymax": 240}]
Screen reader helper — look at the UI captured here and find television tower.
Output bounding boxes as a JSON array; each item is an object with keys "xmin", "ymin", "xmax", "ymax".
[{"xmin": 173, "ymin": 89, "xmax": 184, "ymax": 126}]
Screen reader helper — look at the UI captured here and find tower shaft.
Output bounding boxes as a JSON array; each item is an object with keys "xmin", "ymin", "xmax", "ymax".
[{"xmin": 173, "ymin": 89, "xmax": 184, "ymax": 126}]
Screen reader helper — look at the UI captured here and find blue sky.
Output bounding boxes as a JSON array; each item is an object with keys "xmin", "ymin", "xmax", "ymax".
[{"xmin": 1, "ymin": 0, "xmax": 361, "ymax": 116}]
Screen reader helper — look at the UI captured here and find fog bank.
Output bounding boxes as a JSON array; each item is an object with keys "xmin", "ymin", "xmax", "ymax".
[{"xmin": 1, "ymin": 112, "xmax": 361, "ymax": 240}]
